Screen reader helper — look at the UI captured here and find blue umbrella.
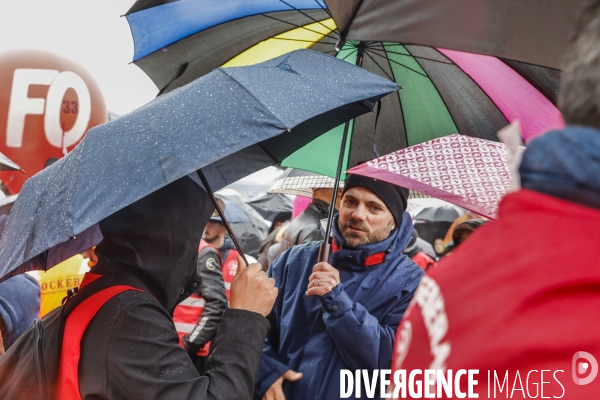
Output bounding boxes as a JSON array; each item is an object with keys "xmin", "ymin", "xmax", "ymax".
[{"xmin": 0, "ymin": 49, "xmax": 398, "ymax": 281}]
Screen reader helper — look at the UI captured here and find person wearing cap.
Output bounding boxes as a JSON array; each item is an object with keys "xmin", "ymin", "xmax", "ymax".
[
  {"xmin": 255, "ymin": 174, "xmax": 424, "ymax": 400},
  {"xmin": 203, "ymin": 201, "xmax": 242, "ymax": 280},
  {"xmin": 173, "ymin": 201, "xmax": 229, "ymax": 374}
]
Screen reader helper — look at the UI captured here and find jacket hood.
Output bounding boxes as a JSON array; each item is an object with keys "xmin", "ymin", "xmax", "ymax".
[
  {"xmin": 519, "ymin": 126, "xmax": 600, "ymax": 209},
  {"xmin": 93, "ymin": 176, "xmax": 213, "ymax": 313}
]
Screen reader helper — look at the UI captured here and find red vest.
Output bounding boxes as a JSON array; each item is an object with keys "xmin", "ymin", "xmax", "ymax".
[{"xmin": 220, "ymin": 247, "xmax": 239, "ymax": 301}]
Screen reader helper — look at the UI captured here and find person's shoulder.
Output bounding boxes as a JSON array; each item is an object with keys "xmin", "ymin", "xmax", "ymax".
[
  {"xmin": 199, "ymin": 244, "xmax": 220, "ymax": 258},
  {"xmin": 284, "ymin": 240, "xmax": 321, "ymax": 259},
  {"xmin": 100, "ymin": 289, "xmax": 168, "ymax": 320},
  {"xmin": 390, "ymin": 253, "xmax": 425, "ymax": 281},
  {"xmin": 270, "ymin": 241, "xmax": 321, "ymax": 273}
]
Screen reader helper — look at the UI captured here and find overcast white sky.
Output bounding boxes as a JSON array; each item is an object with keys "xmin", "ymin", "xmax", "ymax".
[{"xmin": 0, "ymin": 0, "xmax": 158, "ymax": 116}]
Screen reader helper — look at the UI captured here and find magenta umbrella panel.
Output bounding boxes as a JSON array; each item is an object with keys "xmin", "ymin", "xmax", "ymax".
[{"xmin": 347, "ymin": 134, "xmax": 517, "ymax": 219}]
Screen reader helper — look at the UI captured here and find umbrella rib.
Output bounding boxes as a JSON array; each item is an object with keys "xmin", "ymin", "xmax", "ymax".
[
  {"xmin": 404, "ymin": 46, "xmax": 461, "ymax": 134},
  {"xmin": 363, "ymin": 51, "xmax": 394, "ymax": 81},
  {"xmin": 368, "ymin": 49, "xmax": 429, "ymax": 78},
  {"xmin": 339, "ymin": 48, "xmax": 358, "ymax": 62},
  {"xmin": 378, "ymin": 43, "xmax": 409, "ymax": 147},
  {"xmin": 313, "ymin": 0, "xmax": 333, "ymax": 18},
  {"xmin": 261, "ymin": 14, "xmax": 339, "ymax": 42},
  {"xmin": 216, "ymin": 69, "xmax": 289, "ymax": 132},
  {"xmin": 277, "ymin": 0, "xmax": 338, "ymax": 34},
  {"xmin": 368, "ymin": 47, "xmax": 454, "ymax": 65}
]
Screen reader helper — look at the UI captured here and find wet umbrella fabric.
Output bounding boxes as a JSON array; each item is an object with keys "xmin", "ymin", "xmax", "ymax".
[
  {"xmin": 0, "ymin": 49, "xmax": 398, "ymax": 282},
  {"xmin": 246, "ymin": 193, "xmax": 293, "ymax": 222},
  {"xmin": 324, "ymin": 0, "xmax": 585, "ymax": 70},
  {"xmin": 347, "ymin": 134, "xmax": 517, "ymax": 219}
]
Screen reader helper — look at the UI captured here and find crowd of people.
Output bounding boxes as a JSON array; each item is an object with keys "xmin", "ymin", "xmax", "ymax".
[{"xmin": 1, "ymin": 1, "xmax": 600, "ymax": 399}]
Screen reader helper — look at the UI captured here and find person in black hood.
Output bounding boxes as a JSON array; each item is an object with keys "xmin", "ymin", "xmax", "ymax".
[{"xmin": 70, "ymin": 175, "xmax": 277, "ymax": 399}]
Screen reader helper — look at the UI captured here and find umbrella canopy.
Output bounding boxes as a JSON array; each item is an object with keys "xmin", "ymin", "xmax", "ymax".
[
  {"xmin": 414, "ymin": 206, "xmax": 462, "ymax": 224},
  {"xmin": 216, "ymin": 190, "xmax": 270, "ymax": 258},
  {"xmin": 125, "ymin": 2, "xmax": 563, "ymax": 181},
  {"xmin": 215, "ymin": 199, "xmax": 251, "ymax": 224},
  {"xmin": 267, "ymin": 168, "xmax": 340, "ymax": 197},
  {"xmin": 246, "ymin": 193, "xmax": 293, "ymax": 222},
  {"xmin": 0, "ymin": 50, "xmax": 398, "ymax": 282},
  {"xmin": 347, "ymin": 134, "xmax": 517, "ymax": 219},
  {"xmin": 324, "ymin": 0, "xmax": 586, "ymax": 70}
]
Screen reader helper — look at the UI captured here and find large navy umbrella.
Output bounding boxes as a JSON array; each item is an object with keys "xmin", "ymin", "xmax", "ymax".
[{"xmin": 0, "ymin": 49, "xmax": 398, "ymax": 282}]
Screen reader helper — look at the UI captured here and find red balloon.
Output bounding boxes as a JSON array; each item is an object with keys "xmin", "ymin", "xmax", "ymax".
[{"xmin": 0, "ymin": 49, "xmax": 107, "ymax": 194}]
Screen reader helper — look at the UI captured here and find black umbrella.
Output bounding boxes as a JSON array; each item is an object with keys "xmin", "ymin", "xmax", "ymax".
[
  {"xmin": 324, "ymin": 0, "xmax": 585, "ymax": 70},
  {"xmin": 414, "ymin": 206, "xmax": 462, "ymax": 223},
  {"xmin": 247, "ymin": 193, "xmax": 293, "ymax": 222},
  {"xmin": 0, "ymin": 50, "xmax": 398, "ymax": 282},
  {"xmin": 413, "ymin": 206, "xmax": 463, "ymax": 246}
]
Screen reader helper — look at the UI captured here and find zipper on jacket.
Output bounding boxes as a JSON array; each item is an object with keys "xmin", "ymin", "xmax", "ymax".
[{"xmin": 33, "ymin": 320, "xmax": 48, "ymax": 400}]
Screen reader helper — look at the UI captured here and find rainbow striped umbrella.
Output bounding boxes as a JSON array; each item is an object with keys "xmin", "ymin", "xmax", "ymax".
[{"xmin": 126, "ymin": 0, "xmax": 564, "ymax": 180}]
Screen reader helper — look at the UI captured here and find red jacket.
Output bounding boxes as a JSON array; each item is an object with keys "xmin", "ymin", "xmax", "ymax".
[{"xmin": 393, "ymin": 190, "xmax": 600, "ymax": 398}]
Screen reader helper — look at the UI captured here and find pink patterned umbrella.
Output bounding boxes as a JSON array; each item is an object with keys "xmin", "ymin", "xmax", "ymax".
[{"xmin": 347, "ymin": 134, "xmax": 514, "ymax": 219}]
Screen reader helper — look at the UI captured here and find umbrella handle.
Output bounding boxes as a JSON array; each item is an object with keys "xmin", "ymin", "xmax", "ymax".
[{"xmin": 318, "ymin": 240, "xmax": 331, "ymax": 263}]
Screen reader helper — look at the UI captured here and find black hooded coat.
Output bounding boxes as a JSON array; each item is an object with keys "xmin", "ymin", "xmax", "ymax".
[{"xmin": 71, "ymin": 176, "xmax": 268, "ymax": 399}]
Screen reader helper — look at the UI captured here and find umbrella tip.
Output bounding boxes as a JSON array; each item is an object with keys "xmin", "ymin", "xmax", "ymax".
[{"xmin": 19, "ymin": 168, "xmax": 25, "ymax": 174}]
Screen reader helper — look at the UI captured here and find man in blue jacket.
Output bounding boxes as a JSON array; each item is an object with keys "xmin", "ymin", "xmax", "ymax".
[{"xmin": 256, "ymin": 174, "xmax": 424, "ymax": 400}]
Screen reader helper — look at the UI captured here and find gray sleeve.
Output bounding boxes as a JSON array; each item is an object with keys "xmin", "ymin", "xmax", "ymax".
[{"xmin": 183, "ymin": 247, "xmax": 228, "ymax": 353}]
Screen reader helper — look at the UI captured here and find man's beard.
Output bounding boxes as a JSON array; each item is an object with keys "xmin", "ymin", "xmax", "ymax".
[
  {"xmin": 204, "ymin": 234, "xmax": 217, "ymax": 244},
  {"xmin": 339, "ymin": 217, "xmax": 394, "ymax": 248}
]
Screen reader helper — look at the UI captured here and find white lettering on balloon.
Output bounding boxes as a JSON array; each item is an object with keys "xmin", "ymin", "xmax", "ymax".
[{"xmin": 6, "ymin": 68, "xmax": 91, "ymax": 149}]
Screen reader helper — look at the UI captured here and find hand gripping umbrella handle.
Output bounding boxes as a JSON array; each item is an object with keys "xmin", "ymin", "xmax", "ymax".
[{"xmin": 196, "ymin": 170, "xmax": 249, "ymax": 266}]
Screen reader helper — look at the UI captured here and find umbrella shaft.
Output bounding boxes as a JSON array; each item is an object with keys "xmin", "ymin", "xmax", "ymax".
[{"xmin": 320, "ymin": 42, "xmax": 366, "ymax": 263}]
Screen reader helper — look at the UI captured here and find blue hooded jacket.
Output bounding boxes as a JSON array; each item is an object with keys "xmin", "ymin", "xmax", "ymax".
[{"xmin": 255, "ymin": 212, "xmax": 424, "ymax": 399}]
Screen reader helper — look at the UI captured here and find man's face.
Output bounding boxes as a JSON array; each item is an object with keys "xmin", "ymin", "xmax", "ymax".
[
  {"xmin": 338, "ymin": 187, "xmax": 395, "ymax": 248},
  {"xmin": 204, "ymin": 221, "xmax": 225, "ymax": 244}
]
